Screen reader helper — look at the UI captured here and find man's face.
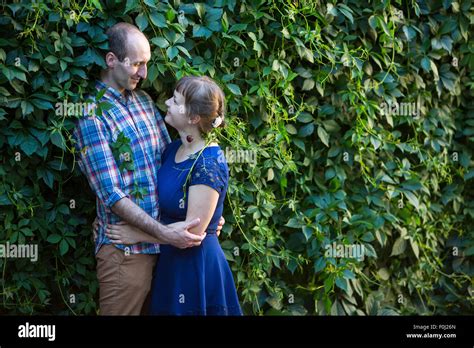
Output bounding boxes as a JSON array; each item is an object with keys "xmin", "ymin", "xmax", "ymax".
[{"xmin": 110, "ymin": 32, "xmax": 151, "ymax": 91}]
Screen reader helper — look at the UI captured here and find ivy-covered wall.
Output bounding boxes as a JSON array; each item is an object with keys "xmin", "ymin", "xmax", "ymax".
[{"xmin": 0, "ymin": 0, "xmax": 472, "ymax": 315}]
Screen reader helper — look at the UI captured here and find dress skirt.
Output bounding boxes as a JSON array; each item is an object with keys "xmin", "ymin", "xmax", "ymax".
[{"xmin": 150, "ymin": 233, "xmax": 243, "ymax": 315}]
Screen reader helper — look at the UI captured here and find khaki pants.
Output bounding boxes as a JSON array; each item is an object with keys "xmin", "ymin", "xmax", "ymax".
[{"xmin": 96, "ymin": 244, "xmax": 158, "ymax": 315}]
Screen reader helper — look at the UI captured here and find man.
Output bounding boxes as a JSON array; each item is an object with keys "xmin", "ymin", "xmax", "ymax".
[{"xmin": 72, "ymin": 22, "xmax": 222, "ymax": 315}]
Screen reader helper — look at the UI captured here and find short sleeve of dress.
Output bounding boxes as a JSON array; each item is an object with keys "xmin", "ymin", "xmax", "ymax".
[{"xmin": 189, "ymin": 156, "xmax": 227, "ymax": 194}]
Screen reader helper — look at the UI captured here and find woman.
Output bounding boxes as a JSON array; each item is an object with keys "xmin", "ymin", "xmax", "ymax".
[{"xmin": 105, "ymin": 76, "xmax": 242, "ymax": 315}]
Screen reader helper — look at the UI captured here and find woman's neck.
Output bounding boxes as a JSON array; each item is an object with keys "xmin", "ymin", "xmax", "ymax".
[{"xmin": 178, "ymin": 130, "xmax": 205, "ymax": 154}]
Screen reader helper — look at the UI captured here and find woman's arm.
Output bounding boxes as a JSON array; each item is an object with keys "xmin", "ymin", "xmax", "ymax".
[
  {"xmin": 185, "ymin": 185, "xmax": 220, "ymax": 235},
  {"xmin": 106, "ymin": 185, "xmax": 221, "ymax": 244},
  {"xmin": 105, "ymin": 221, "xmax": 162, "ymax": 244}
]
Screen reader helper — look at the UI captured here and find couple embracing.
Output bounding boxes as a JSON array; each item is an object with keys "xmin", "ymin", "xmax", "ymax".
[{"xmin": 72, "ymin": 22, "xmax": 242, "ymax": 316}]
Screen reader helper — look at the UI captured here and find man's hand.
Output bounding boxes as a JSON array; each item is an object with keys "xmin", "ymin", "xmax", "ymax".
[
  {"xmin": 216, "ymin": 216, "xmax": 225, "ymax": 237},
  {"xmin": 164, "ymin": 218, "xmax": 205, "ymax": 249}
]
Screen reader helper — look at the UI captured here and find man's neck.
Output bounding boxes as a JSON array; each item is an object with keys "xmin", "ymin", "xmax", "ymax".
[{"xmin": 100, "ymin": 71, "xmax": 126, "ymax": 96}]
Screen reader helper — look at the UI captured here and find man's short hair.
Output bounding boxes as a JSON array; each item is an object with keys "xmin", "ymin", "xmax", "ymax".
[{"xmin": 105, "ymin": 22, "xmax": 143, "ymax": 61}]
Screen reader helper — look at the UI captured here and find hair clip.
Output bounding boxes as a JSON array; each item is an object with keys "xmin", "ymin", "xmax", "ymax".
[{"xmin": 212, "ymin": 116, "xmax": 223, "ymax": 128}]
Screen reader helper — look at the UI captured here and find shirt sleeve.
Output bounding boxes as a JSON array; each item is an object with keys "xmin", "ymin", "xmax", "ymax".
[
  {"xmin": 72, "ymin": 116, "xmax": 128, "ymax": 208},
  {"xmin": 154, "ymin": 106, "xmax": 172, "ymax": 155},
  {"xmin": 189, "ymin": 156, "xmax": 228, "ymax": 195}
]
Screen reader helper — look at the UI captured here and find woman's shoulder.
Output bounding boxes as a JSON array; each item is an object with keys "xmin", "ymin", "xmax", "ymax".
[
  {"xmin": 190, "ymin": 146, "xmax": 228, "ymax": 192},
  {"xmin": 200, "ymin": 144, "xmax": 228, "ymax": 170}
]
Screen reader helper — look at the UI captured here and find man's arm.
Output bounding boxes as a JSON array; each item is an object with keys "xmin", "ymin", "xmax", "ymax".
[{"xmin": 111, "ymin": 197, "xmax": 203, "ymax": 248}]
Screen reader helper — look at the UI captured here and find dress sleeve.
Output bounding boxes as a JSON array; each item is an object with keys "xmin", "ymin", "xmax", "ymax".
[{"xmin": 188, "ymin": 156, "xmax": 227, "ymax": 194}]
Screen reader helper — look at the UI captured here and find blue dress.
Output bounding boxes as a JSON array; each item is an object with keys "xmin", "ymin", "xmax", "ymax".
[{"xmin": 150, "ymin": 139, "xmax": 243, "ymax": 315}]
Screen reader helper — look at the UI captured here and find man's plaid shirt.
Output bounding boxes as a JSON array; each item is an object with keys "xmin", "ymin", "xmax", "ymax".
[{"xmin": 73, "ymin": 80, "xmax": 171, "ymax": 255}]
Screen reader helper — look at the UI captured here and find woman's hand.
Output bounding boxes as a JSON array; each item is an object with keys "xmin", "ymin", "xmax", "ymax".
[
  {"xmin": 92, "ymin": 217, "xmax": 99, "ymax": 242},
  {"xmin": 105, "ymin": 221, "xmax": 152, "ymax": 245}
]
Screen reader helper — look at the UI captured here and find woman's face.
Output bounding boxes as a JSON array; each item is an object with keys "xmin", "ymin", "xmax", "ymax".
[{"xmin": 164, "ymin": 90, "xmax": 188, "ymax": 130}]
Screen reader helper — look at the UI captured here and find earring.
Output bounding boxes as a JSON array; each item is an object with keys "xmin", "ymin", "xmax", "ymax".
[{"xmin": 186, "ymin": 135, "xmax": 194, "ymax": 143}]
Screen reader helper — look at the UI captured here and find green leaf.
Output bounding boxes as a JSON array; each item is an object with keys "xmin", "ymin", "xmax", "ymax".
[
  {"xmin": 19, "ymin": 135, "xmax": 39, "ymax": 156},
  {"xmin": 297, "ymin": 112, "xmax": 313, "ymax": 123},
  {"xmin": 151, "ymin": 37, "xmax": 169, "ymax": 48},
  {"xmin": 30, "ymin": 98, "xmax": 53, "ymax": 110},
  {"xmin": 361, "ymin": 232, "xmax": 375, "ymax": 242},
  {"xmin": 298, "ymin": 123, "xmax": 314, "ymax": 137},
  {"xmin": 302, "ymin": 226, "xmax": 312, "ymax": 241},
  {"xmin": 317, "ymin": 126, "xmax": 329, "ymax": 147},
  {"xmin": 410, "ymin": 238, "xmax": 419, "ymax": 258},
  {"xmin": 150, "ymin": 12, "xmax": 167, "ymax": 28},
  {"xmin": 59, "ymin": 239, "xmax": 69, "ymax": 255},
  {"xmin": 125, "ymin": 0, "xmax": 139, "ymax": 14},
  {"xmin": 44, "ymin": 56, "xmax": 58, "ymax": 64},
  {"xmin": 335, "ymin": 277, "xmax": 348, "ymax": 292},
  {"xmin": 47, "ymin": 234, "xmax": 62, "ymax": 244},
  {"xmin": 166, "ymin": 46, "xmax": 179, "ymax": 60},
  {"xmin": 205, "ymin": 7, "xmax": 223, "ymax": 22},
  {"xmin": 370, "ymin": 137, "xmax": 381, "ymax": 150},
  {"xmin": 143, "ymin": 0, "xmax": 157, "ymax": 8},
  {"xmin": 337, "ymin": 5, "xmax": 353, "ymax": 23},
  {"xmin": 430, "ymin": 60, "xmax": 439, "ymax": 81},
  {"xmin": 404, "ymin": 191, "xmax": 419, "ymax": 210},
  {"xmin": 302, "ymin": 79, "xmax": 315, "ymax": 91},
  {"xmin": 324, "ymin": 275, "xmax": 334, "ymax": 293},
  {"xmin": 377, "ymin": 268, "xmax": 390, "ymax": 280},
  {"xmin": 368, "ymin": 15, "xmax": 378, "ymax": 30},
  {"xmin": 194, "ymin": 3, "xmax": 206, "ymax": 18},
  {"xmin": 377, "ymin": 16, "xmax": 391, "ymax": 36},
  {"xmin": 402, "ymin": 25, "xmax": 416, "ymax": 41},
  {"xmin": 325, "ymin": 168, "xmax": 335, "ymax": 181},
  {"xmin": 440, "ymin": 36, "xmax": 453, "ymax": 53},
  {"xmin": 343, "ymin": 269, "xmax": 355, "ymax": 280},
  {"xmin": 50, "ymin": 131, "xmax": 65, "ymax": 150},
  {"xmin": 229, "ymin": 23, "xmax": 248, "ymax": 33},
  {"xmin": 0, "ymin": 193, "xmax": 12, "ymax": 205},
  {"xmin": 227, "ymin": 34, "xmax": 246, "ymax": 47},
  {"xmin": 12, "ymin": 69, "xmax": 27, "ymax": 82},
  {"xmin": 314, "ymin": 258, "xmax": 326, "ymax": 273},
  {"xmin": 21, "ymin": 101, "xmax": 34, "ymax": 115},
  {"xmin": 41, "ymin": 169, "xmax": 54, "ymax": 189},
  {"xmin": 193, "ymin": 25, "xmax": 212, "ymax": 38},
  {"xmin": 176, "ymin": 45, "xmax": 191, "ymax": 59},
  {"xmin": 135, "ymin": 13, "xmax": 149, "ymax": 31},
  {"xmin": 285, "ymin": 124, "xmax": 297, "ymax": 135},
  {"xmin": 226, "ymin": 83, "xmax": 241, "ymax": 96},
  {"xmin": 390, "ymin": 237, "xmax": 407, "ymax": 256},
  {"xmin": 285, "ymin": 218, "xmax": 302, "ymax": 228}
]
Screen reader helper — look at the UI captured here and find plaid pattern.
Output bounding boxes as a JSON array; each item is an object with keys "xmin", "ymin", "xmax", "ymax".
[{"xmin": 73, "ymin": 80, "xmax": 171, "ymax": 255}]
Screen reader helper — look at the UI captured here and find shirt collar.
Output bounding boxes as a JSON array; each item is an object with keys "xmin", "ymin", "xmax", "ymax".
[{"xmin": 95, "ymin": 80, "xmax": 133, "ymax": 107}]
